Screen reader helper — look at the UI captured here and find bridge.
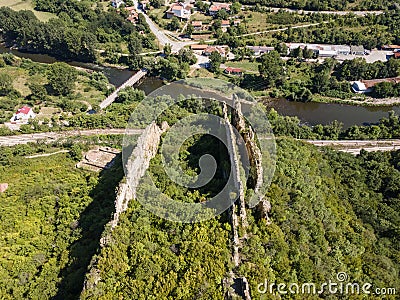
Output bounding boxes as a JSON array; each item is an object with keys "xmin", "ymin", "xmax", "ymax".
[{"xmin": 99, "ymin": 68, "xmax": 147, "ymax": 109}]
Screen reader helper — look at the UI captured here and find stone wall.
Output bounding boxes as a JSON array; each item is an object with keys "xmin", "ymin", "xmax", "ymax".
[{"xmin": 83, "ymin": 122, "xmax": 164, "ymax": 293}]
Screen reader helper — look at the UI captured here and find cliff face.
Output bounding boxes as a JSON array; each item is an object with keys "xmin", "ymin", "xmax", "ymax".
[
  {"xmin": 83, "ymin": 122, "xmax": 164, "ymax": 292},
  {"xmin": 230, "ymin": 97, "xmax": 270, "ymax": 221},
  {"xmin": 111, "ymin": 122, "xmax": 163, "ymax": 229}
]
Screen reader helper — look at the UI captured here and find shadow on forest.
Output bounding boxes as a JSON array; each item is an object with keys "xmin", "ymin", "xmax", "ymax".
[{"xmin": 53, "ymin": 154, "xmax": 124, "ymax": 300}]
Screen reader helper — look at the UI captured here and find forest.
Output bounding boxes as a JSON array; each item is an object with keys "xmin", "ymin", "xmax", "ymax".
[
  {"xmin": 0, "ymin": 97, "xmax": 399, "ymax": 298},
  {"xmin": 80, "ymin": 136, "xmax": 399, "ymax": 299},
  {"xmin": 0, "ymin": 2, "xmax": 155, "ymax": 62},
  {"xmin": 237, "ymin": 0, "xmax": 399, "ymax": 11},
  {"xmin": 271, "ymin": 11, "xmax": 400, "ymax": 49},
  {"xmin": 0, "ymin": 140, "xmax": 124, "ymax": 299}
]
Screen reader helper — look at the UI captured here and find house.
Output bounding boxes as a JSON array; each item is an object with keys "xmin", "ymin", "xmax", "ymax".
[
  {"xmin": 221, "ymin": 20, "xmax": 230, "ymax": 31},
  {"xmin": 10, "ymin": 106, "xmax": 36, "ymax": 124},
  {"xmin": 209, "ymin": 2, "xmax": 231, "ymax": 16},
  {"xmin": 111, "ymin": 0, "xmax": 124, "ymax": 8},
  {"xmin": 286, "ymin": 43, "xmax": 353, "ymax": 56},
  {"xmin": 191, "ymin": 44, "xmax": 209, "ymax": 51},
  {"xmin": 124, "ymin": 6, "xmax": 139, "ymax": 23},
  {"xmin": 352, "ymin": 77, "xmax": 400, "ymax": 93},
  {"xmin": 318, "ymin": 50, "xmax": 337, "ymax": 58},
  {"xmin": 166, "ymin": 2, "xmax": 192, "ymax": 19},
  {"xmin": 334, "ymin": 45, "xmax": 351, "ymax": 55},
  {"xmin": 351, "ymin": 45, "xmax": 365, "ymax": 55},
  {"xmin": 233, "ymin": 19, "xmax": 240, "ymax": 26},
  {"xmin": 246, "ymin": 46, "xmax": 274, "ymax": 56},
  {"xmin": 382, "ymin": 45, "xmax": 400, "ymax": 51},
  {"xmin": 352, "ymin": 81, "xmax": 371, "ymax": 93},
  {"xmin": 191, "ymin": 21, "xmax": 203, "ymax": 31},
  {"xmin": 203, "ymin": 46, "xmax": 226, "ymax": 57},
  {"xmin": 224, "ymin": 67, "xmax": 242, "ymax": 75},
  {"xmin": 395, "ymin": 52, "xmax": 400, "ymax": 59}
]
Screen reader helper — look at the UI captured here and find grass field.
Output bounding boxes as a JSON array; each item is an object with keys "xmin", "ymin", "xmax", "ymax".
[
  {"xmin": 226, "ymin": 60, "xmax": 259, "ymax": 73},
  {"xmin": 0, "ymin": 0, "xmax": 56, "ymax": 22}
]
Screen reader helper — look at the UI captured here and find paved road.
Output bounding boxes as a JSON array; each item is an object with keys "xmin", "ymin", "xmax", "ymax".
[
  {"xmin": 132, "ymin": 0, "xmax": 193, "ymax": 53},
  {"xmin": 306, "ymin": 139, "xmax": 400, "ymax": 155},
  {"xmin": 0, "ymin": 129, "xmax": 143, "ymax": 147},
  {"xmin": 99, "ymin": 69, "xmax": 147, "ymax": 109},
  {"xmin": 265, "ymin": 7, "xmax": 383, "ymax": 16}
]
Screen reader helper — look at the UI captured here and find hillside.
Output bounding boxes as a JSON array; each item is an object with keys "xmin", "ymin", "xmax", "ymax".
[{"xmin": 81, "ymin": 138, "xmax": 399, "ymax": 299}]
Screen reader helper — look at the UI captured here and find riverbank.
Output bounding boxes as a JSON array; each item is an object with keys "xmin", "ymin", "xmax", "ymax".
[{"xmin": 312, "ymin": 95, "xmax": 400, "ymax": 107}]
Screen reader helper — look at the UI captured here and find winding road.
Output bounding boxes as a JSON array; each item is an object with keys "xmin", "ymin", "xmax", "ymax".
[{"xmin": 132, "ymin": 0, "xmax": 193, "ymax": 52}]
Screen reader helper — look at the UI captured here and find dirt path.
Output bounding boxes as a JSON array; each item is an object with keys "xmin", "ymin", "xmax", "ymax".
[{"xmin": 25, "ymin": 150, "xmax": 70, "ymax": 158}]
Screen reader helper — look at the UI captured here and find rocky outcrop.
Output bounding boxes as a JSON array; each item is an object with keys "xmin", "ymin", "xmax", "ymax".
[
  {"xmin": 230, "ymin": 96, "xmax": 268, "ymax": 221},
  {"xmin": 83, "ymin": 122, "xmax": 164, "ymax": 293}
]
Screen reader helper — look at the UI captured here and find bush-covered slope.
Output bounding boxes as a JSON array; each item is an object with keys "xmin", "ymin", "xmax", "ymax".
[
  {"xmin": 0, "ymin": 145, "xmax": 123, "ymax": 299},
  {"xmin": 83, "ymin": 138, "xmax": 399, "ymax": 299}
]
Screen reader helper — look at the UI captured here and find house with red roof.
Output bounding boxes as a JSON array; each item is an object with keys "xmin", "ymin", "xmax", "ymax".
[
  {"xmin": 202, "ymin": 46, "xmax": 226, "ymax": 57},
  {"xmin": 10, "ymin": 106, "xmax": 36, "ymax": 124},
  {"xmin": 191, "ymin": 21, "xmax": 203, "ymax": 31},
  {"xmin": 208, "ymin": 2, "xmax": 231, "ymax": 15},
  {"xmin": 224, "ymin": 67, "xmax": 243, "ymax": 75}
]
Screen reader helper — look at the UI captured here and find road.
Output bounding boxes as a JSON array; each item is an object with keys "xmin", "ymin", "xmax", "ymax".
[
  {"xmin": 306, "ymin": 139, "xmax": 400, "ymax": 155},
  {"xmin": 265, "ymin": 7, "xmax": 383, "ymax": 16},
  {"xmin": 132, "ymin": 0, "xmax": 193, "ymax": 53},
  {"xmin": 0, "ymin": 129, "xmax": 142, "ymax": 147}
]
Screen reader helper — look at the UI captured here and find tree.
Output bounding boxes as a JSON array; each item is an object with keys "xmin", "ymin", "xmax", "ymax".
[
  {"xmin": 128, "ymin": 35, "xmax": 143, "ymax": 55},
  {"xmin": 231, "ymin": 2, "xmax": 242, "ymax": 14},
  {"xmin": 150, "ymin": 0, "xmax": 163, "ymax": 8},
  {"xmin": 209, "ymin": 51, "xmax": 222, "ymax": 73},
  {"xmin": 28, "ymin": 83, "xmax": 48, "ymax": 100},
  {"xmin": 275, "ymin": 43, "xmax": 288, "ymax": 56},
  {"xmin": 186, "ymin": 23, "xmax": 194, "ymax": 36},
  {"xmin": 0, "ymin": 73, "xmax": 13, "ymax": 96},
  {"xmin": 290, "ymin": 46, "xmax": 303, "ymax": 59},
  {"xmin": 216, "ymin": 9, "xmax": 229, "ymax": 20},
  {"xmin": 178, "ymin": 48, "xmax": 196, "ymax": 65},
  {"xmin": 164, "ymin": 44, "xmax": 172, "ymax": 57},
  {"xmin": 303, "ymin": 46, "xmax": 314, "ymax": 59},
  {"xmin": 127, "ymin": 53, "xmax": 144, "ymax": 71},
  {"xmin": 258, "ymin": 51, "xmax": 285, "ymax": 87},
  {"xmin": 167, "ymin": 17, "xmax": 180, "ymax": 31},
  {"xmin": 47, "ymin": 63, "xmax": 77, "ymax": 96}
]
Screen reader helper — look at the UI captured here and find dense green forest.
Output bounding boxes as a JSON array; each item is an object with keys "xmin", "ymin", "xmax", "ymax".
[
  {"xmin": 0, "ymin": 104, "xmax": 399, "ymax": 298},
  {"xmin": 0, "ymin": 142, "xmax": 124, "ymax": 299},
  {"xmin": 80, "ymin": 137, "xmax": 399, "ymax": 299},
  {"xmin": 271, "ymin": 11, "xmax": 400, "ymax": 49},
  {"xmin": 0, "ymin": 2, "xmax": 155, "ymax": 62},
  {"xmin": 238, "ymin": 0, "xmax": 399, "ymax": 11}
]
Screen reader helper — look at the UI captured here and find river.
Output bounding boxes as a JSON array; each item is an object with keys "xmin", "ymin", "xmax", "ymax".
[
  {"xmin": 0, "ymin": 44, "xmax": 134, "ymax": 87},
  {"xmin": 1, "ymin": 44, "xmax": 399, "ymax": 128}
]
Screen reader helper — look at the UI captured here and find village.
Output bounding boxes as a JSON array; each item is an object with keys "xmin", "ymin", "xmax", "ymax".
[{"xmin": 2, "ymin": 0, "xmax": 400, "ymax": 133}]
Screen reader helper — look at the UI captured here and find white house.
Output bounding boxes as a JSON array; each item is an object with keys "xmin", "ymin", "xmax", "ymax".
[
  {"xmin": 166, "ymin": 2, "xmax": 192, "ymax": 19},
  {"xmin": 352, "ymin": 81, "xmax": 372, "ymax": 94},
  {"xmin": 246, "ymin": 46, "xmax": 274, "ymax": 56},
  {"xmin": 10, "ymin": 106, "xmax": 36, "ymax": 124}
]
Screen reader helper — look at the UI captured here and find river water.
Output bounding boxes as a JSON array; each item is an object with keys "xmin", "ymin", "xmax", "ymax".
[
  {"xmin": 0, "ymin": 44, "xmax": 134, "ymax": 87},
  {"xmin": 1, "ymin": 44, "xmax": 399, "ymax": 128}
]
